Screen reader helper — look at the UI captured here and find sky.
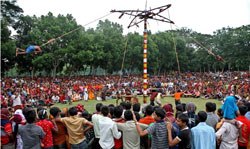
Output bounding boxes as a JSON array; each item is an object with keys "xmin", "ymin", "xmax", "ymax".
[{"xmin": 17, "ymin": 0, "xmax": 250, "ymax": 35}]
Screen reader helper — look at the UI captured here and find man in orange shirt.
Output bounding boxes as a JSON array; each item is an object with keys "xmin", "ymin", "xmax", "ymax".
[
  {"xmin": 139, "ymin": 105, "xmax": 155, "ymax": 125},
  {"xmin": 174, "ymin": 90, "xmax": 183, "ymax": 106}
]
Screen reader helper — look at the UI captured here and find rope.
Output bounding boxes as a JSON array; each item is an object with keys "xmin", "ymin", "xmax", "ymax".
[
  {"xmin": 40, "ymin": 12, "xmax": 112, "ymax": 47},
  {"xmin": 171, "ymin": 23, "xmax": 225, "ymax": 64},
  {"xmin": 119, "ymin": 33, "xmax": 129, "ymax": 84},
  {"xmin": 167, "ymin": 9, "xmax": 181, "ymax": 74}
]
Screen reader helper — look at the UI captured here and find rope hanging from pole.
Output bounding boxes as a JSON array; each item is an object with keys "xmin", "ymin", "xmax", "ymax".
[
  {"xmin": 172, "ymin": 24, "xmax": 225, "ymax": 64},
  {"xmin": 167, "ymin": 9, "xmax": 181, "ymax": 74},
  {"xmin": 119, "ymin": 34, "xmax": 129, "ymax": 84},
  {"xmin": 39, "ymin": 12, "xmax": 112, "ymax": 48}
]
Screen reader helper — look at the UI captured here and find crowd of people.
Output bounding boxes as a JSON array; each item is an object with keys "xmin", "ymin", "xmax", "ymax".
[
  {"xmin": 1, "ymin": 94, "xmax": 250, "ymax": 149},
  {"xmin": 1, "ymin": 71, "xmax": 250, "ymax": 149},
  {"xmin": 1, "ymin": 71, "xmax": 250, "ymax": 109}
]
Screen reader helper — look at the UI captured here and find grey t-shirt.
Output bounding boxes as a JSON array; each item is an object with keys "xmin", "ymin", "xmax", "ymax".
[
  {"xmin": 205, "ymin": 112, "xmax": 219, "ymax": 130},
  {"xmin": 18, "ymin": 123, "xmax": 45, "ymax": 149},
  {"xmin": 147, "ymin": 120, "xmax": 169, "ymax": 149}
]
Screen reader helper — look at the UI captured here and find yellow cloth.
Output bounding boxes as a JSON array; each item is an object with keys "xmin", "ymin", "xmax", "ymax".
[
  {"xmin": 88, "ymin": 90, "xmax": 95, "ymax": 100},
  {"xmin": 60, "ymin": 116, "xmax": 87, "ymax": 145}
]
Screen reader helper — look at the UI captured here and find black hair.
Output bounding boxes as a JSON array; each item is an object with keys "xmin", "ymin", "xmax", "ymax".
[
  {"xmin": 125, "ymin": 102, "xmax": 131, "ymax": 110},
  {"xmin": 135, "ymin": 112, "xmax": 141, "ymax": 121},
  {"xmin": 244, "ymin": 102, "xmax": 250, "ymax": 111},
  {"xmin": 109, "ymin": 106, "xmax": 114, "ymax": 118},
  {"xmin": 114, "ymin": 106, "xmax": 123, "ymax": 118},
  {"xmin": 37, "ymin": 106, "xmax": 45, "ymax": 114},
  {"xmin": 206, "ymin": 102, "xmax": 216, "ymax": 112},
  {"xmin": 155, "ymin": 108, "xmax": 166, "ymax": 120},
  {"xmin": 124, "ymin": 110, "xmax": 133, "ymax": 121},
  {"xmin": 23, "ymin": 107, "xmax": 32, "ymax": 117},
  {"xmin": 176, "ymin": 104, "xmax": 183, "ymax": 112},
  {"xmin": 96, "ymin": 103, "xmax": 103, "ymax": 112},
  {"xmin": 197, "ymin": 111, "xmax": 207, "ymax": 122},
  {"xmin": 133, "ymin": 103, "xmax": 141, "ymax": 112},
  {"xmin": 177, "ymin": 113, "xmax": 189, "ymax": 124},
  {"xmin": 153, "ymin": 106, "xmax": 160, "ymax": 111},
  {"xmin": 239, "ymin": 105, "xmax": 248, "ymax": 116},
  {"xmin": 120, "ymin": 102, "xmax": 126, "ymax": 109},
  {"xmin": 50, "ymin": 107, "xmax": 61, "ymax": 118},
  {"xmin": 145, "ymin": 105, "xmax": 154, "ymax": 116},
  {"xmin": 38, "ymin": 109, "xmax": 47, "ymax": 120},
  {"xmin": 25, "ymin": 109, "xmax": 36, "ymax": 123},
  {"xmin": 182, "ymin": 103, "xmax": 186, "ymax": 111},
  {"xmin": 82, "ymin": 110, "xmax": 90, "ymax": 120},
  {"xmin": 108, "ymin": 104, "xmax": 115, "ymax": 108},
  {"xmin": 101, "ymin": 106, "xmax": 109, "ymax": 116},
  {"xmin": 69, "ymin": 107, "xmax": 78, "ymax": 116}
]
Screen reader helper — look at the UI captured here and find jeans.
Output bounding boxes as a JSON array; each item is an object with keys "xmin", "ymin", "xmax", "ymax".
[
  {"xmin": 71, "ymin": 140, "xmax": 88, "ymax": 149},
  {"xmin": 175, "ymin": 100, "xmax": 181, "ymax": 105}
]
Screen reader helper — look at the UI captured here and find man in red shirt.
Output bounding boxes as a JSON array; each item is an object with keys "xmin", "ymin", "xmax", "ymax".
[{"xmin": 236, "ymin": 105, "xmax": 250, "ymax": 148}]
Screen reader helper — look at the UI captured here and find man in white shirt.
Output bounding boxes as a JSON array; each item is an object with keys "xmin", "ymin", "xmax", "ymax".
[
  {"xmin": 13, "ymin": 92, "xmax": 22, "ymax": 110},
  {"xmin": 92, "ymin": 103, "xmax": 103, "ymax": 149},
  {"xmin": 99, "ymin": 106, "xmax": 121, "ymax": 149}
]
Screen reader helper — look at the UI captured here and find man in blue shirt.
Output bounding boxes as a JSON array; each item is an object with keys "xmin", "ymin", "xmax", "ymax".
[{"xmin": 191, "ymin": 111, "xmax": 216, "ymax": 149}]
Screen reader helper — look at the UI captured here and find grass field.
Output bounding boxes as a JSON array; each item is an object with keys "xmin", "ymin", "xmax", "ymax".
[{"xmin": 51, "ymin": 97, "xmax": 223, "ymax": 114}]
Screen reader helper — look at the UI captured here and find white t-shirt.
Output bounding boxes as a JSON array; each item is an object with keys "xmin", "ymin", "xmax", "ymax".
[{"xmin": 13, "ymin": 95, "xmax": 22, "ymax": 106}]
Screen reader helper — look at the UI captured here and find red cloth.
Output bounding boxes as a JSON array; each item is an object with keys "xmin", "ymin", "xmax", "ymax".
[
  {"xmin": 59, "ymin": 94, "xmax": 65, "ymax": 102},
  {"xmin": 139, "ymin": 116, "xmax": 156, "ymax": 125},
  {"xmin": 1, "ymin": 122, "xmax": 12, "ymax": 145},
  {"xmin": 36, "ymin": 119, "xmax": 54, "ymax": 147},
  {"xmin": 114, "ymin": 120, "xmax": 124, "ymax": 148},
  {"xmin": 236, "ymin": 116, "xmax": 250, "ymax": 146},
  {"xmin": 150, "ymin": 92, "xmax": 158, "ymax": 101}
]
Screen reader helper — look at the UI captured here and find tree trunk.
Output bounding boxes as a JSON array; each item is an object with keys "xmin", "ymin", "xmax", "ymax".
[{"xmin": 53, "ymin": 66, "xmax": 57, "ymax": 79}]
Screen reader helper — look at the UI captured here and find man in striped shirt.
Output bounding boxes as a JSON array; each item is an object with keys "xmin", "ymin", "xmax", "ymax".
[{"xmin": 133, "ymin": 107, "xmax": 169, "ymax": 149}]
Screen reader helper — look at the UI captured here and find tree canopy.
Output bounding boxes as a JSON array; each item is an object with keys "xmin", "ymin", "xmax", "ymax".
[{"xmin": 1, "ymin": 2, "xmax": 249, "ymax": 77}]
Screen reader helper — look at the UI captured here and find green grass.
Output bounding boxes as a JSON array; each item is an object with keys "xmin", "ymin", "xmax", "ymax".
[{"xmin": 51, "ymin": 97, "xmax": 222, "ymax": 114}]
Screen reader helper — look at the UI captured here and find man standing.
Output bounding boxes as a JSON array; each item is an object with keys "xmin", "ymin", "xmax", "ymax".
[
  {"xmin": 117, "ymin": 110, "xmax": 148, "ymax": 149},
  {"xmin": 191, "ymin": 111, "xmax": 216, "ymax": 149},
  {"xmin": 99, "ymin": 106, "xmax": 121, "ymax": 149},
  {"xmin": 18, "ymin": 109, "xmax": 45, "ymax": 149},
  {"xmin": 57, "ymin": 107, "xmax": 94, "ymax": 149},
  {"xmin": 205, "ymin": 102, "xmax": 219, "ymax": 130},
  {"xmin": 236, "ymin": 105, "xmax": 250, "ymax": 149},
  {"xmin": 92, "ymin": 103, "xmax": 103, "ymax": 149},
  {"xmin": 167, "ymin": 113, "xmax": 192, "ymax": 149},
  {"xmin": 174, "ymin": 90, "xmax": 183, "ymax": 106},
  {"xmin": 134, "ymin": 107, "xmax": 169, "ymax": 149}
]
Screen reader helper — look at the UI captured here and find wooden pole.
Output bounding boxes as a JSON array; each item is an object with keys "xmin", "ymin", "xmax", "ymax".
[{"xmin": 143, "ymin": 18, "xmax": 148, "ymax": 103}]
